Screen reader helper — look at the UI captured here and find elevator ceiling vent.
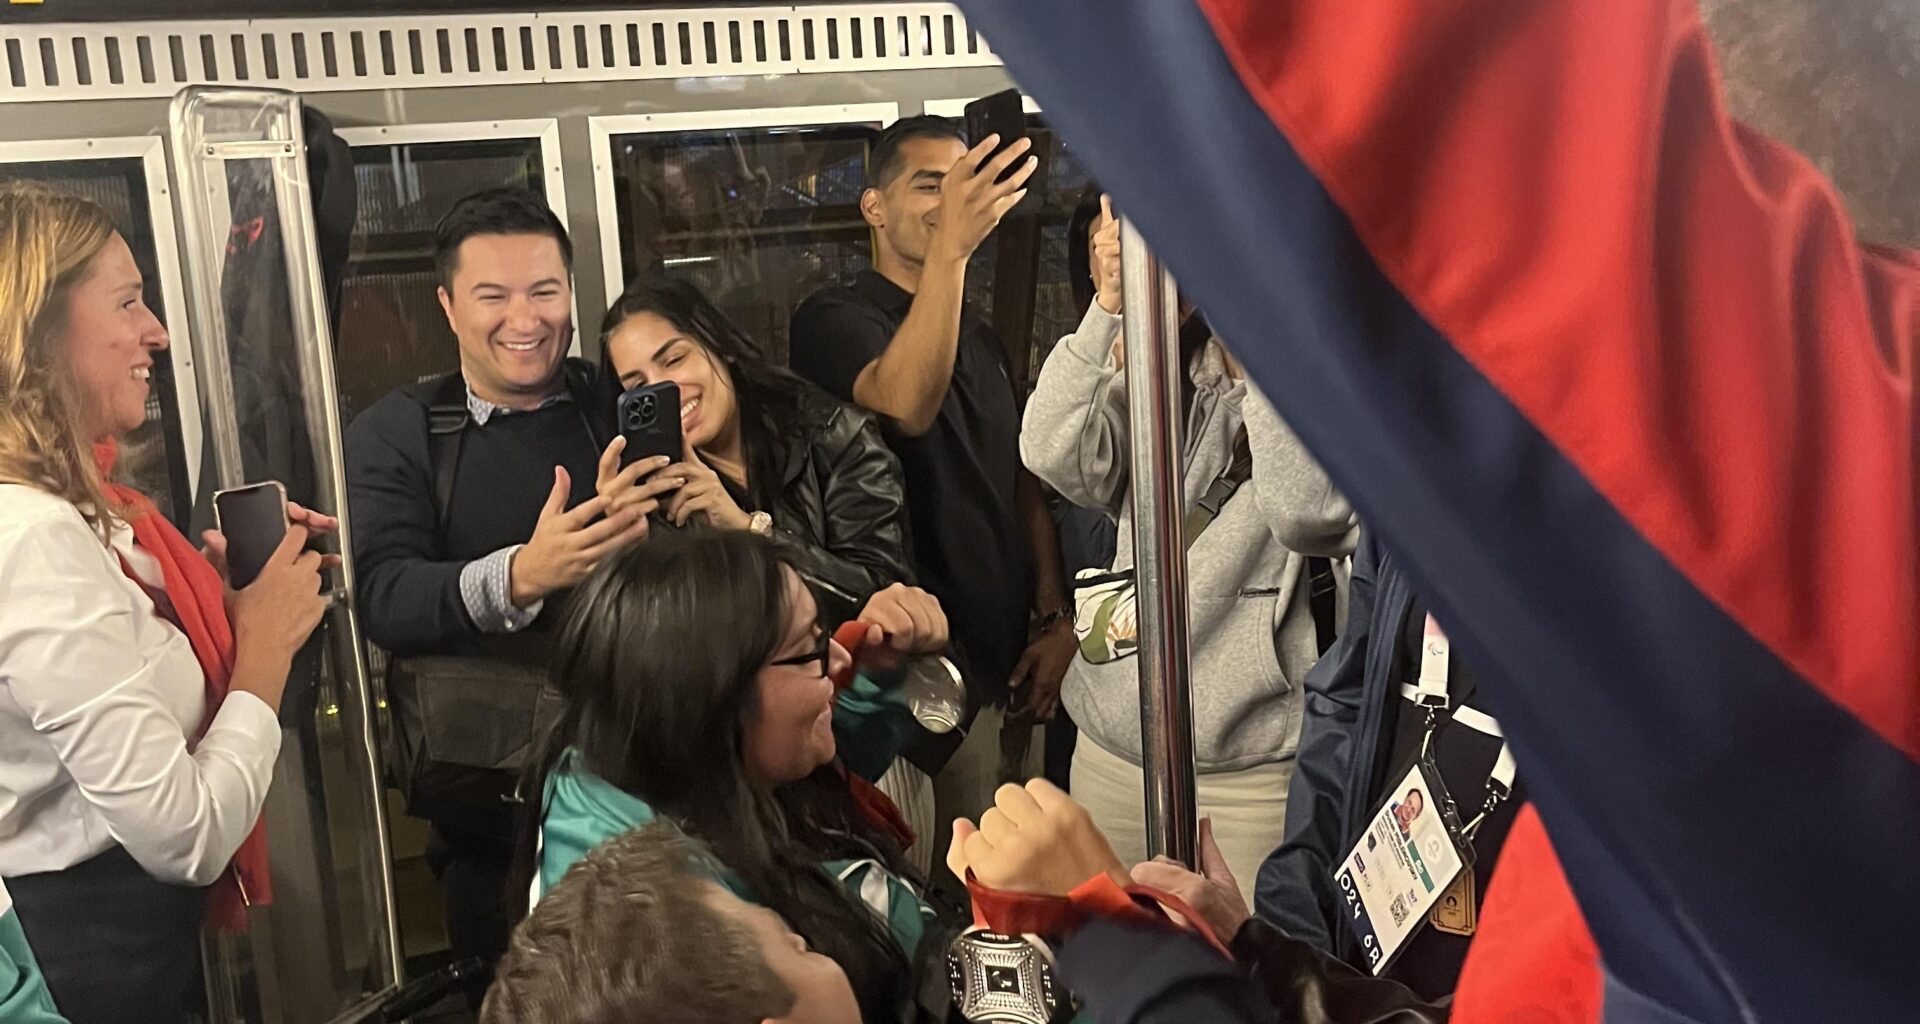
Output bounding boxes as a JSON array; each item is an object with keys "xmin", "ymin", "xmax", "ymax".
[{"xmin": 0, "ymin": 4, "xmax": 998, "ymax": 104}]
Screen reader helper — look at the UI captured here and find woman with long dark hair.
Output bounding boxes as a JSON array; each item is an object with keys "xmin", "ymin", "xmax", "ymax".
[
  {"xmin": 519, "ymin": 528, "xmax": 953, "ymax": 1023},
  {"xmin": 593, "ymin": 276, "xmax": 910, "ymax": 623}
]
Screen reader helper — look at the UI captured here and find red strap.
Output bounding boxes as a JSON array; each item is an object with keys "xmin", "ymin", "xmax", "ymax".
[
  {"xmin": 966, "ymin": 871, "xmax": 1233, "ymax": 959},
  {"xmin": 829, "ymin": 618, "xmax": 916, "ymax": 847},
  {"xmin": 831, "ymin": 620, "xmax": 870, "ymax": 691},
  {"xmin": 843, "ymin": 767, "xmax": 916, "ymax": 850}
]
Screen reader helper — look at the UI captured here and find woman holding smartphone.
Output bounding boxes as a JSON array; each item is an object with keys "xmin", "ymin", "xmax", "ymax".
[
  {"xmin": 0, "ymin": 183, "xmax": 329, "ymax": 1024},
  {"xmin": 593, "ymin": 276, "xmax": 912, "ymax": 622}
]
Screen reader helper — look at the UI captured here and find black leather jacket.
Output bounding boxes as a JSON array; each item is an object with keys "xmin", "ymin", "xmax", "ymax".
[{"xmin": 766, "ymin": 387, "xmax": 913, "ymax": 623}]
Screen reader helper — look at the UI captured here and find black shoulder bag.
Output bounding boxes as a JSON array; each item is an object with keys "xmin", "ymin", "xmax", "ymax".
[{"xmin": 382, "ymin": 370, "xmax": 589, "ymax": 840}]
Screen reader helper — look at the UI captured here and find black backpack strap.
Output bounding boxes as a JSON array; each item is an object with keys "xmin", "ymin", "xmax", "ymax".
[
  {"xmin": 562, "ymin": 357, "xmax": 615, "ymax": 447},
  {"xmin": 1183, "ymin": 428, "xmax": 1254, "ymax": 542},
  {"xmin": 1305, "ymin": 556, "xmax": 1339, "ymax": 655},
  {"xmin": 425, "ymin": 372, "xmax": 469, "ymax": 537}
]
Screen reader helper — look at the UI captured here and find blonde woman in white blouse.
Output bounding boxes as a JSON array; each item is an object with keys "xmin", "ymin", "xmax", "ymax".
[{"xmin": 0, "ymin": 183, "xmax": 329, "ymax": 1024}]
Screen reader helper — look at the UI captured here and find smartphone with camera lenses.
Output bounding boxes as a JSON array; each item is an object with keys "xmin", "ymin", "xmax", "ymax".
[
  {"xmin": 616, "ymin": 379, "xmax": 683, "ymax": 468},
  {"xmin": 964, "ymin": 87, "xmax": 1028, "ymax": 183}
]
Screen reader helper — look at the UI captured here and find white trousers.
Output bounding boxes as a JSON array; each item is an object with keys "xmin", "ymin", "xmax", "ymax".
[
  {"xmin": 877, "ymin": 703, "xmax": 1044, "ymax": 882},
  {"xmin": 1070, "ymin": 735, "xmax": 1292, "ymax": 907}
]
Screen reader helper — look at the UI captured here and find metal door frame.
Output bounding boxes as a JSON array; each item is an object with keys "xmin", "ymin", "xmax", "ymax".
[{"xmin": 168, "ymin": 84, "xmax": 405, "ymax": 1023}]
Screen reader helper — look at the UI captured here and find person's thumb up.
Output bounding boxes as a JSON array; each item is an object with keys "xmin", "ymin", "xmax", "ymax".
[{"xmin": 1198, "ymin": 817, "xmax": 1237, "ymax": 889}]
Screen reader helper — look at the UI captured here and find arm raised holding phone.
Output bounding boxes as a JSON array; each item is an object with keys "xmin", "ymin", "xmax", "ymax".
[{"xmin": 849, "ymin": 133, "xmax": 1037, "ymax": 436}]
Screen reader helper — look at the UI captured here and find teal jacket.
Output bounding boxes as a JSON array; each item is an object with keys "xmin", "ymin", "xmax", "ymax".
[
  {"xmin": 0, "ymin": 887, "xmax": 65, "ymax": 1024},
  {"xmin": 535, "ymin": 669, "xmax": 934, "ymax": 956}
]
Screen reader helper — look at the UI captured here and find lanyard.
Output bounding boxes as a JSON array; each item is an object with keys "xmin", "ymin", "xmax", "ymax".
[{"xmin": 1403, "ymin": 615, "xmax": 1515, "ymax": 840}]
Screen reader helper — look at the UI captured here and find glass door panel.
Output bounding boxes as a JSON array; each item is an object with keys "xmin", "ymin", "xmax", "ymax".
[
  {"xmin": 336, "ymin": 136, "xmax": 549, "ymax": 422},
  {"xmin": 0, "ymin": 153, "xmax": 195, "ymax": 528},
  {"xmin": 605, "ymin": 120, "xmax": 880, "ymax": 363}
]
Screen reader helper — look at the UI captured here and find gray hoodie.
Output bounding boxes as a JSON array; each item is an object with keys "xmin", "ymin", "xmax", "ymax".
[{"xmin": 1021, "ymin": 304, "xmax": 1360, "ymax": 772}]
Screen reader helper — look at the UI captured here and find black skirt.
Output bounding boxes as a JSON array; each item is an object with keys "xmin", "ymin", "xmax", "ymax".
[{"xmin": 5, "ymin": 846, "xmax": 206, "ymax": 1024}]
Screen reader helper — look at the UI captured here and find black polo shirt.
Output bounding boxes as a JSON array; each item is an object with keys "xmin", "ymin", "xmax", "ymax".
[{"xmin": 789, "ymin": 270, "xmax": 1032, "ymax": 706}]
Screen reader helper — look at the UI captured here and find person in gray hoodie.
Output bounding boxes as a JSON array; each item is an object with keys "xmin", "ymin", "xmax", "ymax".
[{"xmin": 1020, "ymin": 197, "xmax": 1360, "ymax": 901}]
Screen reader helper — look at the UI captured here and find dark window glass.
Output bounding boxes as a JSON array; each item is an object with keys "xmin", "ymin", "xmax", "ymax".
[
  {"xmin": 336, "ymin": 137, "xmax": 547, "ymax": 420},
  {"xmin": 0, "ymin": 156, "xmax": 193, "ymax": 528},
  {"xmin": 606, "ymin": 122, "xmax": 877, "ymax": 363}
]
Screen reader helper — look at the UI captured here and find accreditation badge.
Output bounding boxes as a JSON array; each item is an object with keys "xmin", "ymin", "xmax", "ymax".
[{"xmin": 1333, "ymin": 759, "xmax": 1475, "ymax": 975}]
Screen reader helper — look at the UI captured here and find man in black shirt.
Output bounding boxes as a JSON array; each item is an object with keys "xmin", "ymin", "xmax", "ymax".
[
  {"xmin": 344, "ymin": 189, "xmax": 650, "ymax": 991},
  {"xmin": 789, "ymin": 116, "xmax": 1077, "ymax": 848}
]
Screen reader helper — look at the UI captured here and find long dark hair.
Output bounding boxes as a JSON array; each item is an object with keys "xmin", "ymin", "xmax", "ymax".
[
  {"xmin": 513, "ymin": 528, "xmax": 915, "ymax": 1022},
  {"xmin": 597, "ymin": 277, "xmax": 814, "ymax": 511}
]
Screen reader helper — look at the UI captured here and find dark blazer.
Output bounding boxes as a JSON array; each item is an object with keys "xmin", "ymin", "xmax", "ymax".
[{"xmin": 1256, "ymin": 533, "xmax": 1408, "ymax": 951}]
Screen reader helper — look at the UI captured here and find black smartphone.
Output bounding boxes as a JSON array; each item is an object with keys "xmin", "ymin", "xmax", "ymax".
[
  {"xmin": 963, "ymin": 88, "xmax": 1046, "ymax": 215},
  {"xmin": 213, "ymin": 481, "xmax": 288, "ymax": 589},
  {"xmin": 617, "ymin": 379, "xmax": 684, "ymax": 468},
  {"xmin": 964, "ymin": 88, "xmax": 1028, "ymax": 181}
]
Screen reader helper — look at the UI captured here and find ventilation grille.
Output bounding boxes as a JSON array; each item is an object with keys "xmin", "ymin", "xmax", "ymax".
[{"xmin": 0, "ymin": 4, "xmax": 997, "ymax": 103}]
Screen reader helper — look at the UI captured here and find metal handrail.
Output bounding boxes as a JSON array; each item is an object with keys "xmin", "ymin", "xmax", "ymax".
[
  {"xmin": 168, "ymin": 85, "xmax": 405, "ymax": 1024},
  {"xmin": 1119, "ymin": 217, "xmax": 1198, "ymax": 867}
]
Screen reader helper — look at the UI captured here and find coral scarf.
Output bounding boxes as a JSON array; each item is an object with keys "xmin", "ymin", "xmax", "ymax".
[{"xmin": 92, "ymin": 440, "xmax": 270, "ymax": 931}]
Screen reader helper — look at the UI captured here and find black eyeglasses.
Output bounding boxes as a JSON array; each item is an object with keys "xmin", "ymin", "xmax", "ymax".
[{"xmin": 769, "ymin": 629, "xmax": 832, "ymax": 673}]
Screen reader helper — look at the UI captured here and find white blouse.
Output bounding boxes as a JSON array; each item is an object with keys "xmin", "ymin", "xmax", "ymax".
[{"xmin": 0, "ymin": 484, "xmax": 280, "ymax": 886}]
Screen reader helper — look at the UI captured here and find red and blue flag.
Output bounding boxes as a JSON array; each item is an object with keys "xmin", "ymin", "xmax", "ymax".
[{"xmin": 954, "ymin": 0, "xmax": 1920, "ymax": 1019}]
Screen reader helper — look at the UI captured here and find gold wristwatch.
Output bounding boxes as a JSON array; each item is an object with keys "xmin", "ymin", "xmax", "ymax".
[{"xmin": 747, "ymin": 511, "xmax": 774, "ymax": 536}]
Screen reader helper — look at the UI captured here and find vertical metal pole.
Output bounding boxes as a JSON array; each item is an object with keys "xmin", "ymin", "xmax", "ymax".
[
  {"xmin": 1119, "ymin": 218, "xmax": 1198, "ymax": 866},
  {"xmin": 275, "ymin": 100, "xmax": 408, "ymax": 995},
  {"xmin": 167, "ymin": 94, "xmax": 248, "ymax": 492}
]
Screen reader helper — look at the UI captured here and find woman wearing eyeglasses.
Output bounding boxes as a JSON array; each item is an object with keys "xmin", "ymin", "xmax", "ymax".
[{"xmin": 514, "ymin": 528, "xmax": 955, "ymax": 1024}]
